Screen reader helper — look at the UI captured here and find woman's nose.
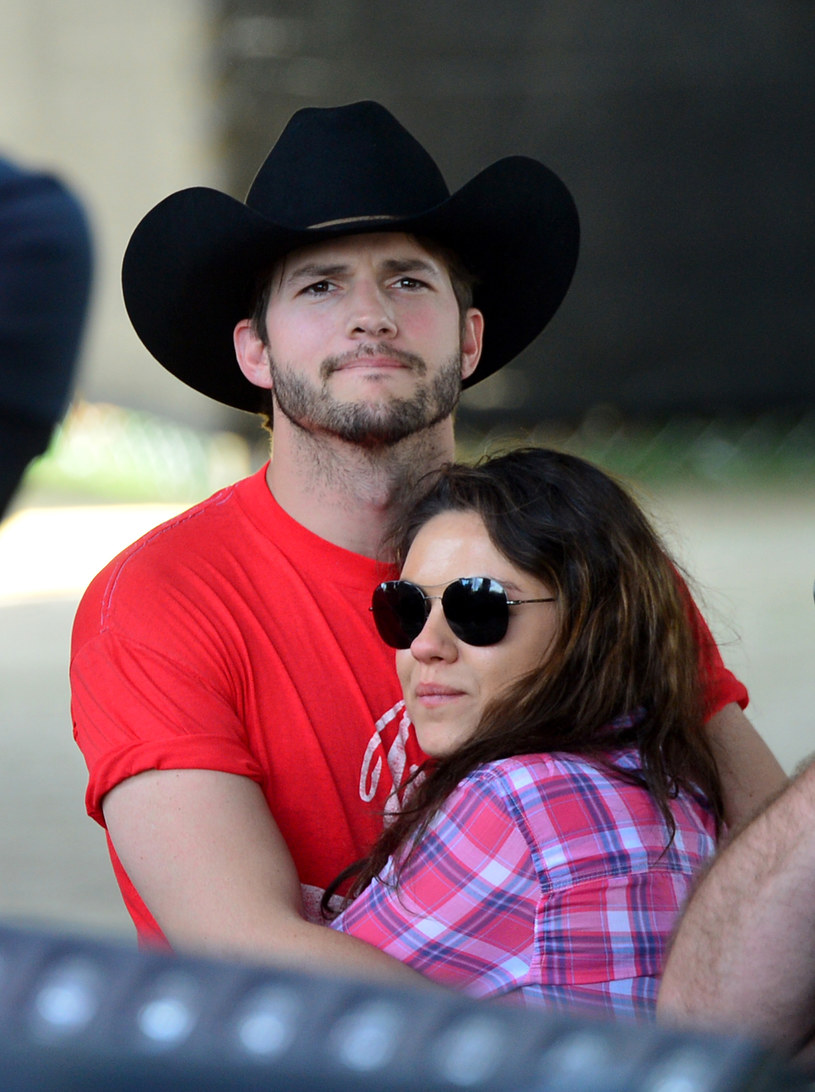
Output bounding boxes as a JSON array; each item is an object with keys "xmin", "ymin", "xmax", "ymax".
[{"xmin": 409, "ymin": 600, "xmax": 458, "ymax": 662}]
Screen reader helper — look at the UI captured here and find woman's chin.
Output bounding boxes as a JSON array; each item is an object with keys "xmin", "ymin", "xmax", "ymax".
[{"xmin": 414, "ymin": 718, "xmax": 475, "ymax": 760}]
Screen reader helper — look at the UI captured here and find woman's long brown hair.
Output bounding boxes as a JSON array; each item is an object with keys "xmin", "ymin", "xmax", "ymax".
[{"xmin": 323, "ymin": 447, "xmax": 723, "ymax": 914}]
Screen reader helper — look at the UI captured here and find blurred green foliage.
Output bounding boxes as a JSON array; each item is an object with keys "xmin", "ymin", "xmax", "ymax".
[{"xmin": 21, "ymin": 401, "xmax": 815, "ymax": 506}]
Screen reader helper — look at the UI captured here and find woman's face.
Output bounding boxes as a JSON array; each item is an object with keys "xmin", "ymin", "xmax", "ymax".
[{"xmin": 396, "ymin": 510, "xmax": 558, "ymax": 758}]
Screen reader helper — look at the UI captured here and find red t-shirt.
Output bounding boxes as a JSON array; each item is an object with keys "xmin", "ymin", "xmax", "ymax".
[
  {"xmin": 71, "ymin": 465, "xmax": 747, "ymax": 945},
  {"xmin": 71, "ymin": 466, "xmax": 424, "ymax": 942}
]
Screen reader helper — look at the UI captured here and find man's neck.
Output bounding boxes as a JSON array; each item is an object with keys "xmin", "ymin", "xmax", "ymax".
[{"xmin": 265, "ymin": 419, "xmax": 457, "ymax": 560}]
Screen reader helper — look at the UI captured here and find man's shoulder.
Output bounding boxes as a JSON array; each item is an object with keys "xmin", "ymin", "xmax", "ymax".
[
  {"xmin": 97, "ymin": 480, "xmax": 245, "ymax": 573},
  {"xmin": 73, "ymin": 474, "xmax": 272, "ymax": 630}
]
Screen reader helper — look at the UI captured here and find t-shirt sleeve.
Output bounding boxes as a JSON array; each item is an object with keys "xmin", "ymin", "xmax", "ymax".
[
  {"xmin": 72, "ymin": 632, "xmax": 264, "ymax": 825},
  {"xmin": 683, "ymin": 585, "xmax": 749, "ymax": 717},
  {"xmin": 70, "ymin": 548, "xmax": 266, "ymax": 827},
  {"xmin": 331, "ymin": 774, "xmax": 539, "ymax": 995}
]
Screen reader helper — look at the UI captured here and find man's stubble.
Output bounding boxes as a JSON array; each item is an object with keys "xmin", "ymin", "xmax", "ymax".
[{"xmin": 268, "ymin": 343, "xmax": 464, "ymax": 448}]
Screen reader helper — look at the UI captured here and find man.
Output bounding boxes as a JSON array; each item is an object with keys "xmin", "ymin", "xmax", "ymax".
[
  {"xmin": 71, "ymin": 101, "xmax": 783, "ymax": 983},
  {"xmin": 658, "ymin": 760, "xmax": 815, "ymax": 1064},
  {"xmin": 0, "ymin": 155, "xmax": 93, "ymax": 518}
]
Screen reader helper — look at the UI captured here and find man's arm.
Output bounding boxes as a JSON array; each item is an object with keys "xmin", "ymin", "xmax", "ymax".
[
  {"xmin": 704, "ymin": 702, "xmax": 788, "ymax": 829},
  {"xmin": 657, "ymin": 759, "xmax": 815, "ymax": 1055},
  {"xmin": 102, "ymin": 767, "xmax": 433, "ymax": 987}
]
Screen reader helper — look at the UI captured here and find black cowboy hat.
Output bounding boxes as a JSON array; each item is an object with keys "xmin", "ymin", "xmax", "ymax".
[{"xmin": 122, "ymin": 101, "xmax": 579, "ymax": 413}]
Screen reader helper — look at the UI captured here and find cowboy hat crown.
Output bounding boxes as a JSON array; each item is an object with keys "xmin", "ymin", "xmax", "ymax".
[
  {"xmin": 246, "ymin": 100, "xmax": 450, "ymax": 229},
  {"xmin": 122, "ymin": 100, "xmax": 579, "ymax": 412}
]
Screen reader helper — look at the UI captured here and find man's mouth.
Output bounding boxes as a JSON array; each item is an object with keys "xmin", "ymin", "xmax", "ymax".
[{"xmin": 322, "ymin": 344, "xmax": 427, "ymax": 378}]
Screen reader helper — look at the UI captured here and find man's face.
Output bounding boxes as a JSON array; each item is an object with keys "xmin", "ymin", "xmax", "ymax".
[{"xmin": 246, "ymin": 233, "xmax": 482, "ymax": 447}]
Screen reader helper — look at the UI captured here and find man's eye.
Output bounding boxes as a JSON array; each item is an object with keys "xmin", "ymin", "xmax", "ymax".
[
  {"xmin": 393, "ymin": 277, "xmax": 425, "ymax": 290},
  {"xmin": 303, "ymin": 280, "xmax": 334, "ymax": 295}
]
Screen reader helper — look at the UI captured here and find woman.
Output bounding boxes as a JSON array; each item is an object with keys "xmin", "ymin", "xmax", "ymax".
[{"xmin": 327, "ymin": 447, "xmax": 723, "ymax": 1019}]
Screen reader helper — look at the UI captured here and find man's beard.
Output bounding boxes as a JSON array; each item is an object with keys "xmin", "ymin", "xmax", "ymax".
[{"xmin": 269, "ymin": 344, "xmax": 463, "ymax": 447}]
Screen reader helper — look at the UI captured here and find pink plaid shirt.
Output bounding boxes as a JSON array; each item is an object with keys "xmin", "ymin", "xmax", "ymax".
[{"xmin": 332, "ymin": 747, "xmax": 717, "ymax": 1018}]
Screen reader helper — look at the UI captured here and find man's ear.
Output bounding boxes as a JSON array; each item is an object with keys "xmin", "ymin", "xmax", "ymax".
[
  {"xmin": 234, "ymin": 319, "xmax": 273, "ymax": 390},
  {"xmin": 460, "ymin": 308, "xmax": 484, "ymax": 383}
]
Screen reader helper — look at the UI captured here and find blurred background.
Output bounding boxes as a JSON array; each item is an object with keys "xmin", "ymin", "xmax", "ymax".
[{"xmin": 0, "ymin": 1, "xmax": 812, "ymax": 942}]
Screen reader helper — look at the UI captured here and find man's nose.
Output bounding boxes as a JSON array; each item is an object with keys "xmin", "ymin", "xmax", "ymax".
[{"xmin": 346, "ymin": 282, "xmax": 398, "ymax": 339}]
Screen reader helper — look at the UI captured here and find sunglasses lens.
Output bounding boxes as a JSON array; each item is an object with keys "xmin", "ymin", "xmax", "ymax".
[
  {"xmin": 442, "ymin": 578, "xmax": 509, "ymax": 646},
  {"xmin": 371, "ymin": 582, "xmax": 427, "ymax": 648}
]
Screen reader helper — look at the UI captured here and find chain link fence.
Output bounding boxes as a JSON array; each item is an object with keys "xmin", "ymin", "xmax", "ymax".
[{"xmin": 21, "ymin": 401, "xmax": 814, "ymax": 505}]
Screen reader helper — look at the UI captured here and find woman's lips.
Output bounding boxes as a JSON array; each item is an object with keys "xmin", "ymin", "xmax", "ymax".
[{"xmin": 413, "ymin": 683, "xmax": 466, "ymax": 707}]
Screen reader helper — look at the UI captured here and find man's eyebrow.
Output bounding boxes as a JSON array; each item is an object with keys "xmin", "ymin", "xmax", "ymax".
[
  {"xmin": 283, "ymin": 262, "xmax": 350, "ymax": 285},
  {"xmin": 381, "ymin": 257, "xmax": 442, "ymax": 277},
  {"xmin": 281, "ymin": 256, "xmax": 443, "ymax": 287}
]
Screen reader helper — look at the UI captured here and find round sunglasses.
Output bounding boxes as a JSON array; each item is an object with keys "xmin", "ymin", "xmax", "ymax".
[{"xmin": 370, "ymin": 576, "xmax": 556, "ymax": 649}]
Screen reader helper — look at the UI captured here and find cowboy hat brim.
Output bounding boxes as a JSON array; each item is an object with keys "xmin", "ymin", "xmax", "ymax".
[{"xmin": 122, "ymin": 155, "xmax": 579, "ymax": 413}]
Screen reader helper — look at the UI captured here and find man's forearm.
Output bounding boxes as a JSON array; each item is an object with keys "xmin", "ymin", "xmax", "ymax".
[
  {"xmin": 103, "ymin": 768, "xmax": 436, "ymax": 991},
  {"xmin": 658, "ymin": 759, "xmax": 815, "ymax": 1053},
  {"xmin": 166, "ymin": 899, "xmax": 437, "ymax": 990},
  {"xmin": 703, "ymin": 703, "xmax": 788, "ymax": 829}
]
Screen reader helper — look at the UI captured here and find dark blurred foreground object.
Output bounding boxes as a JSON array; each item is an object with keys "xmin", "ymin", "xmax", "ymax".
[
  {"xmin": 0, "ymin": 155, "xmax": 93, "ymax": 518},
  {"xmin": 0, "ymin": 922, "xmax": 805, "ymax": 1092}
]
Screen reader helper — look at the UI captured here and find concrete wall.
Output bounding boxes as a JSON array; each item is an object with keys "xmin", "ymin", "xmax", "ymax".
[
  {"xmin": 0, "ymin": 0, "xmax": 229, "ymax": 428},
  {"xmin": 3, "ymin": 3, "xmax": 813, "ymax": 433}
]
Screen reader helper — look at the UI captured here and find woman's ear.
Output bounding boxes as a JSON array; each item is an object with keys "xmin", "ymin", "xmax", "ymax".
[{"xmin": 234, "ymin": 319, "xmax": 273, "ymax": 390}]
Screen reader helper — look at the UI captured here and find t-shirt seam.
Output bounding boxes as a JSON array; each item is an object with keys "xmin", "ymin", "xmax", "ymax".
[{"xmin": 99, "ymin": 486, "xmax": 236, "ymax": 624}]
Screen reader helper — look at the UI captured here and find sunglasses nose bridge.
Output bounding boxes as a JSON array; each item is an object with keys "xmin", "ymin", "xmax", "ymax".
[
  {"xmin": 408, "ymin": 592, "xmax": 460, "ymax": 656},
  {"xmin": 416, "ymin": 592, "xmax": 443, "ymax": 635}
]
